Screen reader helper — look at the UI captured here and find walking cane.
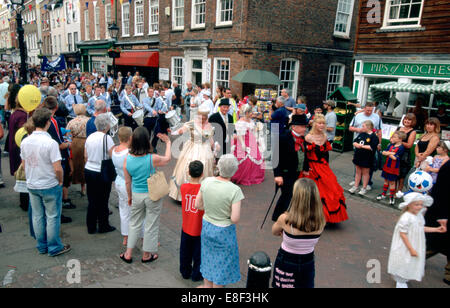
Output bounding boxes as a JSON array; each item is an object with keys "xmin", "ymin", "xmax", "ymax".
[{"xmin": 260, "ymin": 185, "xmax": 280, "ymax": 229}]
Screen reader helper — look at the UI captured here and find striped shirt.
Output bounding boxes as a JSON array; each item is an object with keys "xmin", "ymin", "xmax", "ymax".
[{"xmin": 281, "ymin": 230, "xmax": 321, "ymax": 255}]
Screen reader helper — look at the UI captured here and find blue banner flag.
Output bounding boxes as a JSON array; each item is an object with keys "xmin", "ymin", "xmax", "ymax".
[{"xmin": 41, "ymin": 55, "xmax": 66, "ymax": 72}]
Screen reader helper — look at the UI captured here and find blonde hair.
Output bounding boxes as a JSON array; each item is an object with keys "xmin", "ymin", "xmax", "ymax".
[
  {"xmin": 310, "ymin": 114, "xmax": 326, "ymax": 136},
  {"xmin": 393, "ymin": 130, "xmax": 406, "ymax": 141},
  {"xmin": 285, "ymin": 178, "xmax": 326, "ymax": 233},
  {"xmin": 240, "ymin": 104, "xmax": 252, "ymax": 116},
  {"xmin": 118, "ymin": 126, "xmax": 132, "ymax": 143},
  {"xmin": 363, "ymin": 120, "xmax": 374, "ymax": 131},
  {"xmin": 73, "ymin": 104, "xmax": 86, "ymax": 116}
]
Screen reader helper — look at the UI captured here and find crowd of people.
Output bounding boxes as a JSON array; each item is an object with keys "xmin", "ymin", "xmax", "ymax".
[{"xmin": 0, "ymin": 61, "xmax": 448, "ymax": 288}]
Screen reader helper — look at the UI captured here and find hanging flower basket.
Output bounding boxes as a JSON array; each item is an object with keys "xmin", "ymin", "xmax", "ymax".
[{"xmin": 107, "ymin": 47, "xmax": 122, "ymax": 58}]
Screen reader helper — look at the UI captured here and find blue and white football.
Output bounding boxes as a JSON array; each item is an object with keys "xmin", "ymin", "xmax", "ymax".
[{"xmin": 408, "ymin": 170, "xmax": 433, "ymax": 193}]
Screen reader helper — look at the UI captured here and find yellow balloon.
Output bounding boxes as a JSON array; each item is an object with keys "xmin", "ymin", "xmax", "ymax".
[
  {"xmin": 18, "ymin": 85, "xmax": 41, "ymax": 112},
  {"xmin": 15, "ymin": 127, "xmax": 28, "ymax": 148}
]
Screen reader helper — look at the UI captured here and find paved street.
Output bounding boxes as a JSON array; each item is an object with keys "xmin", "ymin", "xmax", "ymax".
[{"xmin": 0, "ymin": 144, "xmax": 448, "ymax": 288}]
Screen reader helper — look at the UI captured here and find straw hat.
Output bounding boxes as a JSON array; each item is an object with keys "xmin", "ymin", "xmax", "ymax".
[{"xmin": 198, "ymin": 103, "xmax": 211, "ymax": 115}]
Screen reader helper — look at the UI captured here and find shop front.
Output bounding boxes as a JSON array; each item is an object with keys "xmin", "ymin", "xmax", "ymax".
[
  {"xmin": 62, "ymin": 52, "xmax": 81, "ymax": 70},
  {"xmin": 114, "ymin": 49, "xmax": 159, "ymax": 84},
  {"xmin": 353, "ymin": 57, "xmax": 450, "ymax": 150},
  {"xmin": 77, "ymin": 40, "xmax": 114, "ymax": 74}
]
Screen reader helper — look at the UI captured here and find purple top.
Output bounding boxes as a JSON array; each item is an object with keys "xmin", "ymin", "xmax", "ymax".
[{"xmin": 8, "ymin": 109, "xmax": 28, "ymax": 176}]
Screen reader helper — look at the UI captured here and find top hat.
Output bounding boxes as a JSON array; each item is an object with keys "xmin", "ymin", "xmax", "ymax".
[
  {"xmin": 218, "ymin": 98, "xmax": 230, "ymax": 106},
  {"xmin": 290, "ymin": 114, "xmax": 309, "ymax": 126}
]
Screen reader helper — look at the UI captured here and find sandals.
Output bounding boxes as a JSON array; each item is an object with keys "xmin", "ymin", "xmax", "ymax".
[
  {"xmin": 120, "ymin": 253, "xmax": 132, "ymax": 264},
  {"xmin": 141, "ymin": 254, "xmax": 158, "ymax": 263}
]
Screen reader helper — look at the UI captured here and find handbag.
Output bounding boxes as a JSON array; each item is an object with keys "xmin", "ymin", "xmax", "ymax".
[
  {"xmin": 147, "ymin": 161, "xmax": 169, "ymax": 201},
  {"xmin": 100, "ymin": 134, "xmax": 117, "ymax": 182}
]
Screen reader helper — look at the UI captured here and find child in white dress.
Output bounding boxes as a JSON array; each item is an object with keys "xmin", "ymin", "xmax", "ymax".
[{"xmin": 387, "ymin": 192, "xmax": 446, "ymax": 288}]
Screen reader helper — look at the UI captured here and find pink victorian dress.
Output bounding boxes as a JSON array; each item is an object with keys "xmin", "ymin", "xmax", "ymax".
[{"xmin": 231, "ymin": 120, "xmax": 265, "ymax": 185}]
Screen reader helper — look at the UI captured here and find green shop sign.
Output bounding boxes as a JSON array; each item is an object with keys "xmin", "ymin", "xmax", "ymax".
[{"xmin": 363, "ymin": 62, "xmax": 450, "ymax": 79}]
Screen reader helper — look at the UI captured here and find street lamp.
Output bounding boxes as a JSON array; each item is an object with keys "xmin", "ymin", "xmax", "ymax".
[
  {"xmin": 108, "ymin": 23, "xmax": 120, "ymax": 79},
  {"xmin": 9, "ymin": 0, "xmax": 27, "ymax": 84}
]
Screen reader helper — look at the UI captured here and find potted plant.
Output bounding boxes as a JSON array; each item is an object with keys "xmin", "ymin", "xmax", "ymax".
[{"xmin": 108, "ymin": 47, "xmax": 122, "ymax": 58}]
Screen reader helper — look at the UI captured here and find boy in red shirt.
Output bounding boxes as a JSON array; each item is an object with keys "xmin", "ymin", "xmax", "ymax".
[{"xmin": 180, "ymin": 160, "xmax": 204, "ymax": 281}]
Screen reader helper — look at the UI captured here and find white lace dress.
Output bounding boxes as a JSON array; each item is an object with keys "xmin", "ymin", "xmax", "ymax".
[{"xmin": 387, "ymin": 211, "xmax": 426, "ymax": 282}]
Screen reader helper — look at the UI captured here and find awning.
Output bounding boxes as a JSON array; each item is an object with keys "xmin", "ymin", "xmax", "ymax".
[
  {"xmin": 232, "ymin": 70, "xmax": 282, "ymax": 85},
  {"xmin": 115, "ymin": 51, "xmax": 159, "ymax": 68},
  {"xmin": 368, "ymin": 81, "xmax": 450, "ymax": 102}
]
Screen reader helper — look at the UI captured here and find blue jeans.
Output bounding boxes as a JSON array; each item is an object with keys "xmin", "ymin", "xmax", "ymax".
[{"xmin": 28, "ymin": 185, "xmax": 64, "ymax": 256}]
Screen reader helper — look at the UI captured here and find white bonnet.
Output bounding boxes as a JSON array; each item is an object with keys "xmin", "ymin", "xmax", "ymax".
[{"xmin": 398, "ymin": 192, "xmax": 433, "ymax": 210}]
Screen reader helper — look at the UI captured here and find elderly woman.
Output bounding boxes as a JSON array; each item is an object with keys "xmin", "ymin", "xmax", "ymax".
[
  {"xmin": 67, "ymin": 104, "xmax": 90, "ymax": 195},
  {"xmin": 84, "ymin": 113, "xmax": 116, "ymax": 234},
  {"xmin": 195, "ymin": 154, "xmax": 245, "ymax": 288}
]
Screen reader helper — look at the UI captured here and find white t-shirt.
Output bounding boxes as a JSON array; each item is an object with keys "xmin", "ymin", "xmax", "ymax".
[
  {"xmin": 85, "ymin": 132, "xmax": 115, "ymax": 172},
  {"xmin": 350, "ymin": 112, "xmax": 382, "ymax": 138},
  {"xmin": 20, "ymin": 131, "xmax": 62, "ymax": 190}
]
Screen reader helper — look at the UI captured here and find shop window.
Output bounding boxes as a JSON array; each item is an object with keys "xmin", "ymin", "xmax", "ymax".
[
  {"xmin": 382, "ymin": 0, "xmax": 424, "ymax": 29},
  {"xmin": 122, "ymin": 3, "xmax": 130, "ymax": 37},
  {"xmin": 149, "ymin": 0, "xmax": 159, "ymax": 35},
  {"xmin": 279, "ymin": 59, "xmax": 299, "ymax": 97},
  {"xmin": 214, "ymin": 58, "xmax": 230, "ymax": 90},
  {"xmin": 334, "ymin": 0, "xmax": 354, "ymax": 38},
  {"xmin": 172, "ymin": 0, "xmax": 184, "ymax": 31},
  {"xmin": 192, "ymin": 0, "xmax": 206, "ymax": 29},
  {"xmin": 135, "ymin": 0, "xmax": 145, "ymax": 36},
  {"xmin": 326, "ymin": 63, "xmax": 345, "ymax": 98},
  {"xmin": 216, "ymin": 0, "xmax": 233, "ymax": 26}
]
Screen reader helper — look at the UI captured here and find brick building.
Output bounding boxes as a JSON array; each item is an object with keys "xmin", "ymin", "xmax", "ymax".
[
  {"xmin": 159, "ymin": 0, "xmax": 359, "ymax": 109},
  {"xmin": 353, "ymin": 0, "xmax": 450, "ymax": 123},
  {"xmin": 78, "ymin": 0, "xmax": 160, "ymax": 81}
]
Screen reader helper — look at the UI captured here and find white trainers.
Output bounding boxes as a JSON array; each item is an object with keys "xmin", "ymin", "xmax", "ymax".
[
  {"xmin": 389, "ymin": 197, "xmax": 395, "ymax": 205},
  {"xmin": 376, "ymin": 194, "xmax": 386, "ymax": 201},
  {"xmin": 366, "ymin": 185, "xmax": 372, "ymax": 191},
  {"xmin": 359, "ymin": 188, "xmax": 367, "ymax": 195},
  {"xmin": 396, "ymin": 191, "xmax": 404, "ymax": 198},
  {"xmin": 349, "ymin": 186, "xmax": 358, "ymax": 194},
  {"xmin": 349, "ymin": 181, "xmax": 355, "ymax": 186}
]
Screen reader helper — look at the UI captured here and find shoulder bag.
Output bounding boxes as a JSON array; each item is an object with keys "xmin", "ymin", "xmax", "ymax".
[
  {"xmin": 100, "ymin": 134, "xmax": 117, "ymax": 182},
  {"xmin": 147, "ymin": 155, "xmax": 169, "ymax": 201}
]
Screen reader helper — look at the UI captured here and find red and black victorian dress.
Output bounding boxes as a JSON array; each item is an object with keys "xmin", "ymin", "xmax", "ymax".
[{"xmin": 302, "ymin": 141, "xmax": 348, "ymax": 223}]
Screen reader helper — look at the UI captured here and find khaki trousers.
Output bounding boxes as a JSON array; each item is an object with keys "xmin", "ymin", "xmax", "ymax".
[{"xmin": 127, "ymin": 192, "xmax": 162, "ymax": 253}]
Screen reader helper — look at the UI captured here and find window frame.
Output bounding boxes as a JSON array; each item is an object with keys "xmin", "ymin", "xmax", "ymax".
[
  {"xmin": 134, "ymin": 0, "xmax": 145, "ymax": 36},
  {"xmin": 333, "ymin": 0, "xmax": 355, "ymax": 38},
  {"xmin": 149, "ymin": 0, "xmax": 159, "ymax": 35},
  {"xmin": 326, "ymin": 63, "xmax": 345, "ymax": 99},
  {"xmin": 191, "ymin": 0, "xmax": 206, "ymax": 29},
  {"xmin": 216, "ymin": 0, "xmax": 233, "ymax": 27},
  {"xmin": 84, "ymin": 9, "xmax": 90, "ymax": 40},
  {"xmin": 382, "ymin": 0, "xmax": 425, "ymax": 30},
  {"xmin": 172, "ymin": 57, "xmax": 184, "ymax": 86},
  {"xmin": 68, "ymin": 32, "xmax": 72, "ymax": 52},
  {"xmin": 94, "ymin": 6, "xmax": 100, "ymax": 40},
  {"xmin": 213, "ymin": 57, "xmax": 231, "ymax": 92},
  {"xmin": 172, "ymin": 0, "xmax": 184, "ymax": 31},
  {"xmin": 122, "ymin": 3, "xmax": 130, "ymax": 37},
  {"xmin": 105, "ymin": 3, "xmax": 111, "ymax": 39},
  {"xmin": 278, "ymin": 58, "xmax": 300, "ymax": 98}
]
